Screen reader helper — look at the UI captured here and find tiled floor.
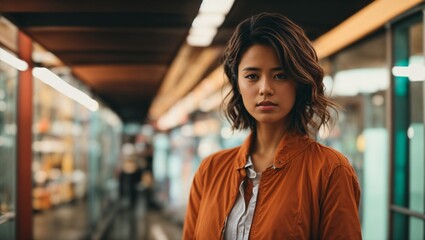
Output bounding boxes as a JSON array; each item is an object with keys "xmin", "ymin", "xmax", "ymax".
[
  {"xmin": 33, "ymin": 200, "xmax": 90, "ymax": 240},
  {"xmin": 33, "ymin": 197, "xmax": 183, "ymax": 240},
  {"xmin": 105, "ymin": 197, "xmax": 183, "ymax": 240}
]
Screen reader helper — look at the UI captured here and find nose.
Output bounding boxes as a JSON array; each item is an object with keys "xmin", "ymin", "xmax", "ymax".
[{"xmin": 259, "ymin": 78, "xmax": 274, "ymax": 96}]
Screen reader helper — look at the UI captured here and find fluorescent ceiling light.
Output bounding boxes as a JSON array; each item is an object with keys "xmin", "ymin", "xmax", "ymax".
[
  {"xmin": 192, "ymin": 13, "xmax": 225, "ymax": 28},
  {"xmin": 187, "ymin": 34, "xmax": 214, "ymax": 47},
  {"xmin": 32, "ymin": 67, "xmax": 99, "ymax": 111},
  {"xmin": 200, "ymin": 0, "xmax": 235, "ymax": 14},
  {"xmin": 187, "ymin": 27, "xmax": 217, "ymax": 47},
  {"xmin": 190, "ymin": 27, "xmax": 217, "ymax": 37},
  {"xmin": 0, "ymin": 47, "xmax": 28, "ymax": 71},
  {"xmin": 333, "ymin": 68, "xmax": 389, "ymax": 96},
  {"xmin": 199, "ymin": 91, "xmax": 223, "ymax": 112},
  {"xmin": 392, "ymin": 64, "xmax": 425, "ymax": 81},
  {"xmin": 392, "ymin": 66, "xmax": 409, "ymax": 77},
  {"xmin": 157, "ymin": 106, "xmax": 188, "ymax": 130},
  {"xmin": 186, "ymin": 0, "xmax": 234, "ymax": 47}
]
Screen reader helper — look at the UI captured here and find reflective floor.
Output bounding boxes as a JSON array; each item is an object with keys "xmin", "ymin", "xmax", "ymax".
[
  {"xmin": 34, "ymin": 200, "xmax": 90, "ymax": 240},
  {"xmin": 34, "ymin": 197, "xmax": 183, "ymax": 240}
]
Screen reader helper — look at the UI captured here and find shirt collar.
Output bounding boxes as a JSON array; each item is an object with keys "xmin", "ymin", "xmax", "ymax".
[
  {"xmin": 244, "ymin": 155, "xmax": 254, "ymax": 168},
  {"xmin": 234, "ymin": 131, "xmax": 314, "ymax": 170},
  {"xmin": 244, "ymin": 156, "xmax": 258, "ymax": 179}
]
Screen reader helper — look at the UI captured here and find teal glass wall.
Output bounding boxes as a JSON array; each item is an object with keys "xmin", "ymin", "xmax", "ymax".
[
  {"xmin": 0, "ymin": 52, "xmax": 18, "ymax": 239},
  {"xmin": 391, "ymin": 13, "xmax": 424, "ymax": 240},
  {"xmin": 88, "ymin": 107, "xmax": 122, "ymax": 230},
  {"xmin": 320, "ymin": 31, "xmax": 389, "ymax": 239}
]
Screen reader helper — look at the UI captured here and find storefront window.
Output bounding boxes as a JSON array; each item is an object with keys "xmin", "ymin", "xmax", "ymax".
[
  {"xmin": 87, "ymin": 107, "xmax": 122, "ymax": 228},
  {"xmin": 0, "ymin": 52, "xmax": 18, "ymax": 239},
  {"xmin": 320, "ymin": 31, "xmax": 389, "ymax": 239},
  {"xmin": 391, "ymin": 13, "xmax": 424, "ymax": 239},
  {"xmin": 32, "ymin": 70, "xmax": 122, "ymax": 239}
]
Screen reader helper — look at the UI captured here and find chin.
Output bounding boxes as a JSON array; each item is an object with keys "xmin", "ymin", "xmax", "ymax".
[{"xmin": 254, "ymin": 117, "xmax": 284, "ymax": 125}]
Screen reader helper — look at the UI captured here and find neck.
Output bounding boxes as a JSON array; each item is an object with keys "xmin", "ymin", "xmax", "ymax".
[{"xmin": 253, "ymin": 123, "xmax": 288, "ymax": 157}]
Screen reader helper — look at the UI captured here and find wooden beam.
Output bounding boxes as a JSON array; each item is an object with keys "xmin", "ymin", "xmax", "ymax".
[
  {"xmin": 155, "ymin": 44, "xmax": 193, "ymax": 97},
  {"xmin": 149, "ymin": 46, "xmax": 221, "ymax": 119},
  {"xmin": 313, "ymin": 0, "xmax": 424, "ymax": 59},
  {"xmin": 0, "ymin": 0, "xmax": 201, "ymax": 13},
  {"xmin": 0, "ymin": 17, "xmax": 18, "ymax": 52},
  {"xmin": 27, "ymin": 26, "xmax": 187, "ymax": 33}
]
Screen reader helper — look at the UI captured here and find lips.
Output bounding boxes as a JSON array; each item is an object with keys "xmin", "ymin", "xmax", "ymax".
[{"xmin": 256, "ymin": 100, "xmax": 277, "ymax": 106}]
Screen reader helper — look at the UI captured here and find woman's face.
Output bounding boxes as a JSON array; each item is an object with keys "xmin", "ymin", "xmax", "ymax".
[{"xmin": 237, "ymin": 44, "xmax": 296, "ymax": 127}]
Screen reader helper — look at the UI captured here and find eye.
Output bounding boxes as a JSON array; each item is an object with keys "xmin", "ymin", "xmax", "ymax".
[
  {"xmin": 245, "ymin": 74, "xmax": 259, "ymax": 81},
  {"xmin": 274, "ymin": 73, "xmax": 287, "ymax": 80}
]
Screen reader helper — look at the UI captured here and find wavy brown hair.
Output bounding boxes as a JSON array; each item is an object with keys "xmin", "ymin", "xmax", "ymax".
[{"xmin": 221, "ymin": 12, "xmax": 338, "ymax": 136}]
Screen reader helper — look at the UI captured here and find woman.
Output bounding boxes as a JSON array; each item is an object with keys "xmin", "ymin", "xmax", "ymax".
[{"xmin": 183, "ymin": 12, "xmax": 361, "ymax": 239}]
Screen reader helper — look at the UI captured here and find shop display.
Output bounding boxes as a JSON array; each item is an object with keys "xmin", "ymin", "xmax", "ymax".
[
  {"xmin": 0, "ymin": 54, "xmax": 18, "ymax": 240},
  {"xmin": 32, "ymin": 73, "xmax": 122, "ymax": 212}
]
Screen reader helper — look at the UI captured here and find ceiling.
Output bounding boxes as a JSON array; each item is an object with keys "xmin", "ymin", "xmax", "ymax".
[{"xmin": 0, "ymin": 0, "xmax": 373, "ymax": 123}]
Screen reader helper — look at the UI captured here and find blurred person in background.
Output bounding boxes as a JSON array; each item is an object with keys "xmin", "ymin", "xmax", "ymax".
[
  {"xmin": 138, "ymin": 140, "xmax": 157, "ymax": 209},
  {"xmin": 183, "ymin": 12, "xmax": 361, "ymax": 239},
  {"xmin": 119, "ymin": 142, "xmax": 142, "ymax": 208}
]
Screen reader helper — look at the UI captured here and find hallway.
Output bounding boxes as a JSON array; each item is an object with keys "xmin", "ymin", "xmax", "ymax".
[{"xmin": 34, "ymin": 196, "xmax": 183, "ymax": 240}]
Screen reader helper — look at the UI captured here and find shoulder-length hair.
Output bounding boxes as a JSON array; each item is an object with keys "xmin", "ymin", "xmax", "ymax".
[{"xmin": 222, "ymin": 12, "xmax": 337, "ymax": 136}]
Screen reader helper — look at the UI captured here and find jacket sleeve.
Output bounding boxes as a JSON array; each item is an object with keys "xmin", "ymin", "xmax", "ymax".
[
  {"xmin": 319, "ymin": 164, "xmax": 362, "ymax": 239},
  {"xmin": 182, "ymin": 161, "xmax": 206, "ymax": 239}
]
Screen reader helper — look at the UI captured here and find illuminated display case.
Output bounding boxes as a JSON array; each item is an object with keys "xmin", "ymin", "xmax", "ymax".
[
  {"xmin": 0, "ymin": 15, "xmax": 19, "ymax": 239},
  {"xmin": 32, "ymin": 69, "xmax": 123, "ymax": 237},
  {"xmin": 86, "ymin": 106, "xmax": 122, "ymax": 226},
  {"xmin": 0, "ymin": 50, "xmax": 18, "ymax": 240},
  {"xmin": 32, "ymin": 75, "xmax": 91, "ymax": 210}
]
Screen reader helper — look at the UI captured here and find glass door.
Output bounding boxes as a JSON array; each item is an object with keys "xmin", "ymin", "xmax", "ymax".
[
  {"xmin": 0, "ymin": 53, "xmax": 18, "ymax": 240},
  {"xmin": 391, "ymin": 11, "xmax": 424, "ymax": 240}
]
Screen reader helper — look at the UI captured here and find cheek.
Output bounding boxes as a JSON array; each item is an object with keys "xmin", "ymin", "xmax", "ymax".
[
  {"xmin": 238, "ymin": 86, "xmax": 254, "ymax": 110},
  {"xmin": 287, "ymin": 84, "xmax": 297, "ymax": 101},
  {"xmin": 237, "ymin": 81, "xmax": 250, "ymax": 97},
  {"xmin": 239, "ymin": 87, "xmax": 256, "ymax": 106}
]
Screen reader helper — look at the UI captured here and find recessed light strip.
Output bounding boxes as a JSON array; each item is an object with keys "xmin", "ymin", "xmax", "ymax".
[
  {"xmin": 392, "ymin": 65, "xmax": 425, "ymax": 82},
  {"xmin": 187, "ymin": 0, "xmax": 235, "ymax": 47},
  {"xmin": 32, "ymin": 67, "xmax": 99, "ymax": 111},
  {"xmin": 0, "ymin": 47, "xmax": 28, "ymax": 71}
]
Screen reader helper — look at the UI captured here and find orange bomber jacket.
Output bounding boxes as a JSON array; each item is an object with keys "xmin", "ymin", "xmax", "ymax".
[{"xmin": 183, "ymin": 133, "xmax": 362, "ymax": 240}]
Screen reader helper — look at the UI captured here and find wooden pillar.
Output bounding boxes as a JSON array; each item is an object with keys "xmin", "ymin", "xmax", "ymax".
[{"xmin": 16, "ymin": 31, "xmax": 33, "ymax": 240}]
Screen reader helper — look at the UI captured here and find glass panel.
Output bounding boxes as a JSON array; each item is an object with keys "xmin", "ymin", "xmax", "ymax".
[
  {"xmin": 32, "ymin": 71, "xmax": 122, "ymax": 239},
  {"xmin": 320, "ymin": 32, "xmax": 389, "ymax": 239},
  {"xmin": 408, "ymin": 21, "xmax": 424, "ymax": 215},
  {"xmin": 87, "ymin": 106, "xmax": 122, "ymax": 230},
  {"xmin": 409, "ymin": 217, "xmax": 424, "ymax": 240},
  {"xmin": 391, "ymin": 14, "xmax": 424, "ymax": 239},
  {"xmin": 0, "ymin": 54, "xmax": 18, "ymax": 239}
]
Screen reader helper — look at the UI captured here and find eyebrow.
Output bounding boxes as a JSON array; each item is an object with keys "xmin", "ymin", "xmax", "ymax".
[{"xmin": 241, "ymin": 67, "xmax": 284, "ymax": 72}]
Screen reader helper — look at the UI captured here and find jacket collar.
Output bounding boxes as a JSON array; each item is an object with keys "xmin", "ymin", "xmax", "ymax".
[{"xmin": 234, "ymin": 131, "xmax": 314, "ymax": 170}]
